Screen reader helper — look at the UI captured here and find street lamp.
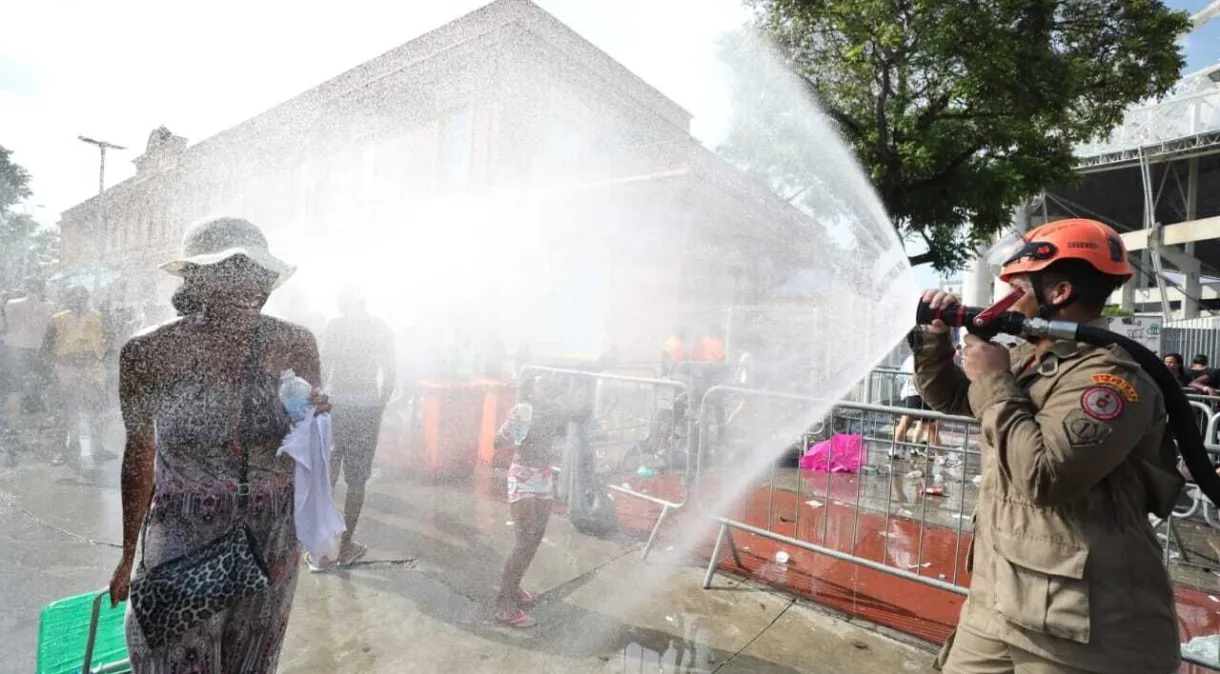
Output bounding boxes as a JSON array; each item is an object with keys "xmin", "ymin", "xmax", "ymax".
[{"xmin": 78, "ymin": 135, "xmax": 125, "ymax": 293}]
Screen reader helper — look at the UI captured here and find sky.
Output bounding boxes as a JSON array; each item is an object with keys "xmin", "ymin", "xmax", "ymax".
[
  {"xmin": 1, "ymin": 0, "xmax": 1217, "ymax": 291},
  {"xmin": 0, "ymin": 0, "xmax": 750, "ymax": 219},
  {"xmin": 1180, "ymin": 0, "xmax": 1220, "ymax": 70}
]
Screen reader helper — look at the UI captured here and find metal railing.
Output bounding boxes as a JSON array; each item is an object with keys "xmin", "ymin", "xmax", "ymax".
[
  {"xmin": 687, "ymin": 377, "xmax": 1220, "ymax": 671},
  {"xmin": 518, "ymin": 365, "xmax": 693, "ymax": 559},
  {"xmin": 509, "ymin": 364, "xmax": 1220, "ymax": 669},
  {"xmin": 699, "ymin": 396, "xmax": 978, "ymax": 598}
]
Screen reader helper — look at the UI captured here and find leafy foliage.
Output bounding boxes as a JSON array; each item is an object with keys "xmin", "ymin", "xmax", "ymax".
[
  {"xmin": 726, "ymin": 0, "xmax": 1192, "ymax": 271},
  {"xmin": 0, "ymin": 145, "xmax": 32, "ymax": 215},
  {"xmin": 0, "ymin": 145, "xmax": 59, "ymax": 289}
]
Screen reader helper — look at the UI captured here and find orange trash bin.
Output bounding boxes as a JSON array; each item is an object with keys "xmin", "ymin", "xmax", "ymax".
[
  {"xmin": 410, "ymin": 381, "xmax": 484, "ymax": 481},
  {"xmin": 473, "ymin": 378, "xmax": 514, "ymax": 468}
]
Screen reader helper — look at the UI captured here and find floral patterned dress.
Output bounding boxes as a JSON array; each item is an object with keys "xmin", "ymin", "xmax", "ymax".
[{"xmin": 125, "ymin": 365, "xmax": 298, "ymax": 673}]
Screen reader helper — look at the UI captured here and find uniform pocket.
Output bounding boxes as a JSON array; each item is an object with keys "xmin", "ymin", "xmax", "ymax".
[{"xmin": 991, "ymin": 534, "xmax": 1091, "ymax": 644}]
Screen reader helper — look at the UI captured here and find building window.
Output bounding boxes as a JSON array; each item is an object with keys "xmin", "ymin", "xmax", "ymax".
[{"xmin": 437, "ymin": 108, "xmax": 473, "ymax": 191}]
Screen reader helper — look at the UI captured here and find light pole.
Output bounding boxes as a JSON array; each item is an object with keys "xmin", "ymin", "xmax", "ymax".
[{"xmin": 78, "ymin": 136, "xmax": 125, "ymax": 293}]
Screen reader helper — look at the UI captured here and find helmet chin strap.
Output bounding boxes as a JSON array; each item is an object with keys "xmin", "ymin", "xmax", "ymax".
[{"xmin": 1030, "ymin": 272, "xmax": 1077, "ymax": 321}]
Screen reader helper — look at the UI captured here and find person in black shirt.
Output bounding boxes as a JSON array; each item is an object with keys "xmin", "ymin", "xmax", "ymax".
[
  {"xmin": 1164, "ymin": 353, "xmax": 1194, "ymax": 388},
  {"xmin": 1188, "ymin": 354, "xmax": 1220, "ymax": 396},
  {"xmin": 309, "ymin": 287, "xmax": 395, "ymax": 571}
]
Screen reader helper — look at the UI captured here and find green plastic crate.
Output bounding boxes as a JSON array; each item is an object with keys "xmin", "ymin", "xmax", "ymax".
[{"xmin": 37, "ymin": 590, "xmax": 131, "ymax": 674}]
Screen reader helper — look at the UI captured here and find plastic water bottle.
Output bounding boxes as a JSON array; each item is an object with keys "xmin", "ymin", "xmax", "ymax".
[
  {"xmin": 932, "ymin": 455, "xmax": 946, "ymax": 484},
  {"xmin": 278, "ymin": 370, "xmax": 313, "ymax": 422},
  {"xmin": 512, "ymin": 403, "xmax": 533, "ymax": 445}
]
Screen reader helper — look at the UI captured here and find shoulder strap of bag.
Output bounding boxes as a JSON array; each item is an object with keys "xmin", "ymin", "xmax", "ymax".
[
  {"xmin": 137, "ymin": 320, "xmax": 263, "ymax": 568},
  {"xmin": 230, "ymin": 321, "xmax": 263, "ymax": 513}
]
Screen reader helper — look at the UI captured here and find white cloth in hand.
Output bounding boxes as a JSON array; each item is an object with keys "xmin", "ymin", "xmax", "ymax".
[{"xmin": 277, "ymin": 408, "xmax": 346, "ymax": 560}]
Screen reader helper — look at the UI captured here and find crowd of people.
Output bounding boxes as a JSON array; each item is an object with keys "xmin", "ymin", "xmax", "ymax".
[
  {"xmin": 78, "ymin": 216, "xmax": 607, "ymax": 671},
  {"xmin": 1164, "ymin": 352, "xmax": 1220, "ymax": 394},
  {"xmin": 10, "ymin": 212, "xmax": 1214, "ymax": 673},
  {"xmin": 0, "ymin": 279, "xmax": 151, "ymax": 466}
]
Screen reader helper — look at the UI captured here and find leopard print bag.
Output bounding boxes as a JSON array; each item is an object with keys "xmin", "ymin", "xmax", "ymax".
[
  {"xmin": 128, "ymin": 323, "xmax": 273, "ymax": 649},
  {"xmin": 129, "ymin": 522, "xmax": 270, "ymax": 648}
]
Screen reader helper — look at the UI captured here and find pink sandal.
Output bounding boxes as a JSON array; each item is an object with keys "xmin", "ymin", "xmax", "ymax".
[
  {"xmin": 497, "ymin": 609, "xmax": 536, "ymax": 628},
  {"xmin": 518, "ymin": 589, "xmax": 535, "ymax": 608}
]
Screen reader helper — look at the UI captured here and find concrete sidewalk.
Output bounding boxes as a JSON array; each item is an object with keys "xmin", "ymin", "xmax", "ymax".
[{"xmin": 0, "ymin": 458, "xmax": 939, "ymax": 673}]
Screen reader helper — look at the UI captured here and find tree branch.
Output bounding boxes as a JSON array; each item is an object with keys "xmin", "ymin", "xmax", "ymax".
[
  {"xmin": 914, "ymin": 93, "xmax": 951, "ymax": 130},
  {"xmin": 936, "ymin": 109, "xmax": 1015, "ymax": 121},
  {"xmin": 907, "ymin": 146, "xmax": 984, "ymax": 191},
  {"xmin": 798, "ymin": 75, "xmax": 864, "ymax": 138}
]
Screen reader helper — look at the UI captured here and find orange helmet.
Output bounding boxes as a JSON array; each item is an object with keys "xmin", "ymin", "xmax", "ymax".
[{"xmin": 988, "ymin": 218, "xmax": 1133, "ymax": 283}]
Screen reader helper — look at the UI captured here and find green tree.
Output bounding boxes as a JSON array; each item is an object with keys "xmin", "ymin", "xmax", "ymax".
[
  {"xmin": 1102, "ymin": 305, "xmax": 1136, "ymax": 317},
  {"xmin": 0, "ymin": 145, "xmax": 32, "ymax": 214},
  {"xmin": 727, "ymin": 0, "xmax": 1191, "ymax": 272},
  {"xmin": 0, "ymin": 145, "xmax": 59, "ymax": 289}
]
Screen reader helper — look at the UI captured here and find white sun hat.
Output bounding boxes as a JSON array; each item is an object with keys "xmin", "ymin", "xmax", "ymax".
[{"xmin": 160, "ymin": 216, "xmax": 296, "ymax": 289}]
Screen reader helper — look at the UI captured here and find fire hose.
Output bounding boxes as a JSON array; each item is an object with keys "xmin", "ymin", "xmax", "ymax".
[{"xmin": 915, "ymin": 300, "xmax": 1220, "ymax": 509}]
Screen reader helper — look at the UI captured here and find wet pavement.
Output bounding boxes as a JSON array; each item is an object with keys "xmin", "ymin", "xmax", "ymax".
[
  {"xmin": 11, "ymin": 410, "xmax": 1220, "ymax": 673},
  {"xmin": 0, "ymin": 454, "xmax": 939, "ymax": 674}
]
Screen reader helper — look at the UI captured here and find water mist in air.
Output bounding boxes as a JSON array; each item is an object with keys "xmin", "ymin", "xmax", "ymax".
[
  {"xmin": 238, "ymin": 0, "xmax": 917, "ymax": 661},
  {"xmin": 502, "ymin": 0, "xmax": 921, "ymax": 656}
]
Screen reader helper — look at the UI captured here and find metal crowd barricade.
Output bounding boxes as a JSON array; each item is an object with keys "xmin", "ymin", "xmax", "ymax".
[
  {"xmin": 692, "ymin": 386, "xmax": 1220, "ymax": 671},
  {"xmin": 1186, "ymin": 392, "xmax": 1220, "ymax": 451},
  {"xmin": 699, "ymin": 397, "xmax": 977, "ymax": 597},
  {"xmin": 518, "ymin": 365, "xmax": 693, "ymax": 559},
  {"xmin": 1168, "ymin": 399, "xmax": 1220, "ymax": 543},
  {"xmin": 691, "ymin": 385, "xmax": 823, "ymax": 497},
  {"xmin": 845, "ymin": 366, "xmax": 935, "ymax": 411},
  {"xmin": 861, "ymin": 367, "xmax": 910, "ymax": 408}
]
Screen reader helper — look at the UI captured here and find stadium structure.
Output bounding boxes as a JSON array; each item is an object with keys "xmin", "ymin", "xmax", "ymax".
[{"xmin": 958, "ymin": 1, "xmax": 1220, "ymax": 329}]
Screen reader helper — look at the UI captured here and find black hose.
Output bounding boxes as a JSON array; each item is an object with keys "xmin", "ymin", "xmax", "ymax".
[{"xmin": 1075, "ymin": 325, "xmax": 1220, "ymax": 506}]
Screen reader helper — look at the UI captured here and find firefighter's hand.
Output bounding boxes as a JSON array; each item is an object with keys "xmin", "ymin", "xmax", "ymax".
[
  {"xmin": 920, "ymin": 289, "xmax": 959, "ymax": 335},
  {"xmin": 962, "ymin": 334, "xmax": 1010, "ymax": 381}
]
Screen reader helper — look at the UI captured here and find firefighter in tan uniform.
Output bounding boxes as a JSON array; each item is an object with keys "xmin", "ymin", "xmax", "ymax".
[{"xmin": 912, "ymin": 219, "xmax": 1184, "ymax": 674}]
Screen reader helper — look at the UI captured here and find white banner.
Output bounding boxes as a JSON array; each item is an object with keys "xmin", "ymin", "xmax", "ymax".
[{"xmin": 1106, "ymin": 316, "xmax": 1163, "ymax": 354}]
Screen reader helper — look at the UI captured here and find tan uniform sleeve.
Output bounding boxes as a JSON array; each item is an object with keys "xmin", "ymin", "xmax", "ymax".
[
  {"xmin": 967, "ymin": 354, "xmax": 1152, "ymax": 508},
  {"xmin": 908, "ymin": 328, "xmax": 972, "ymax": 417}
]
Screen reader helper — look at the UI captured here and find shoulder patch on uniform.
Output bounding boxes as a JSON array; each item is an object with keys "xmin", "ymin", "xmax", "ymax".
[
  {"xmin": 1081, "ymin": 386, "xmax": 1125, "ymax": 420},
  {"xmin": 1090, "ymin": 373, "xmax": 1139, "ymax": 402},
  {"xmin": 1064, "ymin": 412, "xmax": 1113, "ymax": 447}
]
